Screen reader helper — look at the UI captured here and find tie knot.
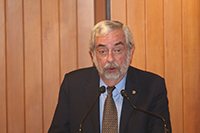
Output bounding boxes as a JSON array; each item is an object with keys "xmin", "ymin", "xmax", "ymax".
[{"xmin": 107, "ymin": 86, "xmax": 116, "ymax": 94}]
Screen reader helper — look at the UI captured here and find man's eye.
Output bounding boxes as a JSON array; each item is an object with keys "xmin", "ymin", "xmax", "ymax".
[
  {"xmin": 116, "ymin": 49, "xmax": 121, "ymax": 53},
  {"xmin": 99, "ymin": 50, "xmax": 107, "ymax": 54},
  {"xmin": 114, "ymin": 49, "xmax": 122, "ymax": 53}
]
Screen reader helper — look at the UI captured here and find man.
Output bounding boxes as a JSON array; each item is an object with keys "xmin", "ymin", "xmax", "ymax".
[{"xmin": 48, "ymin": 20, "xmax": 171, "ymax": 133}]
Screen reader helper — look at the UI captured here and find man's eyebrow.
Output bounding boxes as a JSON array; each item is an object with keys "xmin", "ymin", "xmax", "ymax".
[
  {"xmin": 114, "ymin": 42, "xmax": 124, "ymax": 46},
  {"xmin": 97, "ymin": 42, "xmax": 124, "ymax": 48},
  {"xmin": 97, "ymin": 44, "xmax": 106, "ymax": 48}
]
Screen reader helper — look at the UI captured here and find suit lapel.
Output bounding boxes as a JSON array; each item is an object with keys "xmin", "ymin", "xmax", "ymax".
[
  {"xmin": 82, "ymin": 66, "xmax": 142, "ymax": 133},
  {"xmin": 84, "ymin": 67, "xmax": 100, "ymax": 133},
  {"xmin": 120, "ymin": 67, "xmax": 141, "ymax": 133}
]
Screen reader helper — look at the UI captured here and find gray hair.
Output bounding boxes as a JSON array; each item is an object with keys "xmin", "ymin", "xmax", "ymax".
[{"xmin": 89, "ymin": 20, "xmax": 134, "ymax": 52}]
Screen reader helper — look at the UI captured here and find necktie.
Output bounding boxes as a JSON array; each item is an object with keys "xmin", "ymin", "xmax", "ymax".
[{"xmin": 102, "ymin": 86, "xmax": 118, "ymax": 133}]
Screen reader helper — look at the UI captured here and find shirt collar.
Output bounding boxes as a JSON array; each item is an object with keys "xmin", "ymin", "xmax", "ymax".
[{"xmin": 100, "ymin": 73, "xmax": 127, "ymax": 97}]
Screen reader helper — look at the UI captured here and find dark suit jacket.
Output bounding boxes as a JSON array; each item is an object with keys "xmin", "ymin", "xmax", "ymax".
[{"xmin": 48, "ymin": 66, "xmax": 171, "ymax": 133}]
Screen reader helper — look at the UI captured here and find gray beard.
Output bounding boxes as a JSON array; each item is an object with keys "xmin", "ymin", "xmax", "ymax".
[{"xmin": 93, "ymin": 51, "xmax": 131, "ymax": 80}]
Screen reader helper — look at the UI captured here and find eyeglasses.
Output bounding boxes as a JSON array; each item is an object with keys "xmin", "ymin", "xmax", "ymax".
[{"xmin": 96, "ymin": 46, "xmax": 126, "ymax": 57}]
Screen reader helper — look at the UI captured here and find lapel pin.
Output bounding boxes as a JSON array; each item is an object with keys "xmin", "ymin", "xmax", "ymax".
[{"xmin": 132, "ymin": 90, "xmax": 136, "ymax": 95}]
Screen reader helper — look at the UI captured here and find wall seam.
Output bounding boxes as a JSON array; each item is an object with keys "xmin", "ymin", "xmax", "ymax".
[
  {"xmin": 181, "ymin": 0, "xmax": 184, "ymax": 132},
  {"xmin": 163, "ymin": 0, "xmax": 165, "ymax": 78},
  {"xmin": 58, "ymin": 0, "xmax": 61, "ymax": 83},
  {"xmin": 76, "ymin": 0, "xmax": 79, "ymax": 68},
  {"xmin": 22, "ymin": 0, "xmax": 26, "ymax": 132},
  {"xmin": 40, "ymin": 0, "xmax": 44, "ymax": 132},
  {"xmin": 4, "ymin": 0, "xmax": 8, "ymax": 132},
  {"xmin": 144, "ymin": 0, "xmax": 147, "ymax": 71},
  {"xmin": 126, "ymin": 0, "xmax": 128, "ymax": 25}
]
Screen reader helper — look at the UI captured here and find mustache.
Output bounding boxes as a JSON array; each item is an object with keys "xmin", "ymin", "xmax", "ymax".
[{"xmin": 103, "ymin": 62, "xmax": 120, "ymax": 69}]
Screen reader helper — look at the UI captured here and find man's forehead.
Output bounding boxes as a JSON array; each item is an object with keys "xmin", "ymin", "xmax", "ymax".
[
  {"xmin": 95, "ymin": 30, "xmax": 126, "ymax": 45},
  {"xmin": 95, "ymin": 29, "xmax": 124, "ymax": 37}
]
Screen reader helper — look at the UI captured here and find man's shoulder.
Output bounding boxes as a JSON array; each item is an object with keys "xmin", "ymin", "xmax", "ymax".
[
  {"xmin": 64, "ymin": 66, "xmax": 98, "ymax": 79},
  {"xmin": 128, "ymin": 66, "xmax": 164, "ymax": 81},
  {"xmin": 61, "ymin": 66, "xmax": 99, "ymax": 90}
]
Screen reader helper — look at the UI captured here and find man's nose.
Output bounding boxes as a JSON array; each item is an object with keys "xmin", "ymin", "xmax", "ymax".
[{"xmin": 106, "ymin": 51, "xmax": 114, "ymax": 62}]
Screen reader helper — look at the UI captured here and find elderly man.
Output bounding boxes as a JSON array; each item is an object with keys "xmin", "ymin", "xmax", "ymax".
[{"xmin": 48, "ymin": 20, "xmax": 171, "ymax": 133}]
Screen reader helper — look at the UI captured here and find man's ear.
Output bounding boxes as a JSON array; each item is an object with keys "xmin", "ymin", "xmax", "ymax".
[
  {"xmin": 130, "ymin": 46, "xmax": 135, "ymax": 56},
  {"xmin": 130, "ymin": 46, "xmax": 135, "ymax": 55},
  {"xmin": 90, "ymin": 50, "xmax": 96, "ymax": 66},
  {"xmin": 90, "ymin": 50, "xmax": 94, "ymax": 58},
  {"xmin": 129, "ymin": 46, "xmax": 135, "ymax": 60},
  {"xmin": 89, "ymin": 50, "xmax": 95, "ymax": 63}
]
